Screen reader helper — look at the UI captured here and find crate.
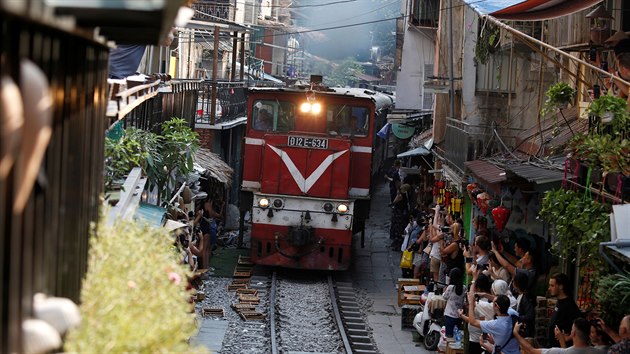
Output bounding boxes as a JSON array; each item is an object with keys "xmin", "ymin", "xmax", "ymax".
[
  {"xmin": 401, "ymin": 305, "xmax": 422, "ymax": 330},
  {"xmin": 397, "ymin": 278, "xmax": 420, "ymax": 306}
]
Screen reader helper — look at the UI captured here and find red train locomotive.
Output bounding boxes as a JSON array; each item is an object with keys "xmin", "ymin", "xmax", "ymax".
[{"xmin": 240, "ymin": 79, "xmax": 394, "ymax": 270}]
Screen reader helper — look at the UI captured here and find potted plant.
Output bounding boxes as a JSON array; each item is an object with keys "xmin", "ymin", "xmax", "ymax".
[
  {"xmin": 543, "ymin": 82, "xmax": 576, "ymax": 113},
  {"xmin": 587, "ymin": 94, "xmax": 629, "ymax": 125}
]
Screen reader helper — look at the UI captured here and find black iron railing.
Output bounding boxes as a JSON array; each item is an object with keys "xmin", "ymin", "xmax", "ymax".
[{"xmin": 195, "ymin": 81, "xmax": 248, "ymax": 125}]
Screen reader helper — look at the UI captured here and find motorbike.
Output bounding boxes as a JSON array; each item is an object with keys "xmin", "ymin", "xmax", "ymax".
[{"xmin": 413, "ymin": 280, "xmax": 447, "ymax": 351}]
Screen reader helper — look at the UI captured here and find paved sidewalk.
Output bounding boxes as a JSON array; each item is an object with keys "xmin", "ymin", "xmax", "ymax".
[{"xmin": 351, "ymin": 182, "xmax": 433, "ymax": 354}]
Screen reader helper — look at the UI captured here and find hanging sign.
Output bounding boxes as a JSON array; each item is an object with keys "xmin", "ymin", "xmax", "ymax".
[{"xmin": 391, "ymin": 123, "xmax": 415, "ymax": 139}]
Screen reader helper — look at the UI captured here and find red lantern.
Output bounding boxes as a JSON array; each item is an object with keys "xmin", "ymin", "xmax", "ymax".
[
  {"xmin": 491, "ymin": 205, "xmax": 511, "ymax": 232},
  {"xmin": 477, "ymin": 192, "xmax": 491, "ymax": 214}
]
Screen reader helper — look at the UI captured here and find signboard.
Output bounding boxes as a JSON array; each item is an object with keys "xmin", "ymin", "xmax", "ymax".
[{"xmin": 391, "ymin": 123, "xmax": 415, "ymax": 139}]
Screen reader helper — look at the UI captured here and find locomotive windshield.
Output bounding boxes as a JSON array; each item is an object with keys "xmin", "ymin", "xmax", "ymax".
[{"xmin": 252, "ymin": 99, "xmax": 369, "ymax": 137}]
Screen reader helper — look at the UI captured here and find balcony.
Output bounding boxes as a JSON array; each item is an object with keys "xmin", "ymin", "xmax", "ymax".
[
  {"xmin": 192, "ymin": 0, "xmax": 233, "ymax": 22},
  {"xmin": 195, "ymin": 81, "xmax": 248, "ymax": 127},
  {"xmin": 411, "ymin": 0, "xmax": 439, "ymax": 28}
]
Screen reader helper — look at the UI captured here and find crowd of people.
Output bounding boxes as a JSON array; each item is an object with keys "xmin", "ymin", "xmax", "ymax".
[
  {"xmin": 172, "ymin": 193, "xmax": 226, "ymax": 272},
  {"xmin": 384, "ymin": 160, "xmax": 628, "ymax": 354}
]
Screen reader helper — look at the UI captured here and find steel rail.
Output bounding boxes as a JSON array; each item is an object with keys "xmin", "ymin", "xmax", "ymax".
[
  {"xmin": 269, "ymin": 271, "xmax": 279, "ymax": 354},
  {"xmin": 328, "ymin": 275, "xmax": 353, "ymax": 354}
]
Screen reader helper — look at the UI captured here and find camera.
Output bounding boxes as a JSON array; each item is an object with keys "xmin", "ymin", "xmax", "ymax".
[
  {"xmin": 178, "ymin": 234, "xmax": 190, "ymax": 248},
  {"xmin": 518, "ymin": 323, "xmax": 527, "ymax": 336},
  {"xmin": 590, "ymin": 319, "xmax": 601, "ymax": 328},
  {"xmin": 478, "ymin": 263, "xmax": 489, "ymax": 271},
  {"xmin": 441, "ymin": 226, "xmax": 450, "ymax": 233},
  {"xmin": 458, "ymin": 238, "xmax": 469, "ymax": 248}
]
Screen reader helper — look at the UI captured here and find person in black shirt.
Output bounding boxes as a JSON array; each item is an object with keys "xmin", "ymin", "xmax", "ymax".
[{"xmin": 547, "ymin": 273, "xmax": 581, "ymax": 347}]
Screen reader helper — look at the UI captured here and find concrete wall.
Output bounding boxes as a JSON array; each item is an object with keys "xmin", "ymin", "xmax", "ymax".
[{"xmin": 396, "ymin": 27, "xmax": 436, "ymax": 110}]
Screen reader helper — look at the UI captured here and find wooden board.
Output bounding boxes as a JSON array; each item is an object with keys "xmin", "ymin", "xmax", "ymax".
[
  {"xmin": 202, "ymin": 308, "xmax": 224, "ymax": 317},
  {"xmin": 239, "ymin": 310, "xmax": 265, "ymax": 320}
]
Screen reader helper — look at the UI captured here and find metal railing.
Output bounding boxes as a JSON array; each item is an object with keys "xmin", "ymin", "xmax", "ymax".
[
  {"xmin": 0, "ymin": 10, "xmax": 109, "ymax": 353},
  {"xmin": 195, "ymin": 81, "xmax": 248, "ymax": 125},
  {"xmin": 118, "ymin": 80, "xmax": 201, "ymax": 133}
]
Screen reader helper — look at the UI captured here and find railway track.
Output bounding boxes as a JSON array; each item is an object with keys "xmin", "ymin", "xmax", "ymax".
[{"xmin": 268, "ymin": 271, "xmax": 379, "ymax": 354}]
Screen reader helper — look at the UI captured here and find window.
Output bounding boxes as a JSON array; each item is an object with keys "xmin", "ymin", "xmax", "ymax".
[
  {"xmin": 252, "ymin": 100, "xmax": 295, "ymax": 132},
  {"xmin": 326, "ymin": 105, "xmax": 369, "ymax": 137},
  {"xmin": 252, "ymin": 99, "xmax": 370, "ymax": 137},
  {"xmin": 476, "ymin": 53, "xmax": 516, "ymax": 93},
  {"xmin": 423, "ymin": 64, "xmax": 435, "ymax": 109}
]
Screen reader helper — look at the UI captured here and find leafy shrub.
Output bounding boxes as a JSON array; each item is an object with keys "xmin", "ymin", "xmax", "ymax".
[
  {"xmin": 64, "ymin": 218, "xmax": 205, "ymax": 353},
  {"xmin": 539, "ymin": 188, "xmax": 609, "ymax": 272},
  {"xmin": 596, "ymin": 272, "xmax": 630, "ymax": 328}
]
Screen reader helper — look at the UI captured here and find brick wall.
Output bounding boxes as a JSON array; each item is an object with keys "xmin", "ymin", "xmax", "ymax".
[{"xmin": 196, "ymin": 128, "xmax": 215, "ymax": 149}]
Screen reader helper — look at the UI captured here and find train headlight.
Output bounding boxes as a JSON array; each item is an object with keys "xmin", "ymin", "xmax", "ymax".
[
  {"xmin": 337, "ymin": 204, "xmax": 348, "ymax": 213},
  {"xmin": 258, "ymin": 198, "xmax": 269, "ymax": 208},
  {"xmin": 273, "ymin": 198, "xmax": 284, "ymax": 209},
  {"xmin": 323, "ymin": 202, "xmax": 333, "ymax": 212},
  {"xmin": 300, "ymin": 102, "xmax": 311, "ymax": 113},
  {"xmin": 311, "ymin": 103, "xmax": 322, "ymax": 114}
]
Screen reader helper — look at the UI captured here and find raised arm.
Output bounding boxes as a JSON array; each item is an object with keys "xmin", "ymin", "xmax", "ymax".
[
  {"xmin": 491, "ymin": 242, "xmax": 517, "ymax": 276},
  {"xmin": 514, "ymin": 322, "xmax": 542, "ymax": 354}
]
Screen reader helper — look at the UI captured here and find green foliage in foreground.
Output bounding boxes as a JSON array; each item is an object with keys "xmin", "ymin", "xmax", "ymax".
[
  {"xmin": 596, "ymin": 272, "xmax": 630, "ymax": 328},
  {"xmin": 64, "ymin": 218, "xmax": 205, "ymax": 353}
]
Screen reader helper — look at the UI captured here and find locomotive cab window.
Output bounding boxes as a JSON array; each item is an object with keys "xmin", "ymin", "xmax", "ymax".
[
  {"xmin": 253, "ymin": 100, "xmax": 296, "ymax": 132},
  {"xmin": 326, "ymin": 105, "xmax": 369, "ymax": 137}
]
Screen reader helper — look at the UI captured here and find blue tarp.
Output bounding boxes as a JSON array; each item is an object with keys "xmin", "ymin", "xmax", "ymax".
[{"xmin": 135, "ymin": 202, "xmax": 166, "ymax": 228}]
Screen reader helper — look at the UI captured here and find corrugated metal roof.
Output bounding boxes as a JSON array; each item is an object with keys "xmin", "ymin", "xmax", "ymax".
[
  {"xmin": 504, "ymin": 162, "xmax": 566, "ymax": 185},
  {"xmin": 464, "ymin": 160, "xmax": 506, "ymax": 184},
  {"xmin": 515, "ymin": 107, "xmax": 587, "ymax": 156}
]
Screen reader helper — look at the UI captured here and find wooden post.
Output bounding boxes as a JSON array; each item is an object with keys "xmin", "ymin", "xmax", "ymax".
[
  {"xmin": 211, "ymin": 25, "xmax": 219, "ymax": 125},
  {"xmin": 240, "ymin": 32, "xmax": 246, "ymax": 81},
  {"xmin": 231, "ymin": 31, "xmax": 238, "ymax": 81}
]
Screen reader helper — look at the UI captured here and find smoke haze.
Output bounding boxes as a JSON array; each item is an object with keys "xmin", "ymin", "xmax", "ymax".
[{"xmin": 292, "ymin": 0, "xmax": 399, "ymax": 62}]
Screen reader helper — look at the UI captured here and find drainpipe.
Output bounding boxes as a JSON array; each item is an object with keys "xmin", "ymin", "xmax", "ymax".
[{"xmin": 599, "ymin": 239, "xmax": 630, "ymax": 273}]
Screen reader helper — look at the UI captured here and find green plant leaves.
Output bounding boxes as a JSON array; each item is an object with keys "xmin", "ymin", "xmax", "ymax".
[
  {"xmin": 540, "ymin": 188, "xmax": 610, "ymax": 270},
  {"xmin": 64, "ymin": 218, "xmax": 206, "ymax": 353},
  {"xmin": 104, "ymin": 118, "xmax": 201, "ymax": 205}
]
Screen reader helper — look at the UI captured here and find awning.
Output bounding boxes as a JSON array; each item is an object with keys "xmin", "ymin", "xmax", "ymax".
[
  {"xmin": 463, "ymin": 0, "xmax": 603, "ymax": 20},
  {"xmin": 504, "ymin": 162, "xmax": 567, "ymax": 185},
  {"xmin": 194, "ymin": 148, "xmax": 233, "ymax": 186},
  {"xmin": 397, "ymin": 146, "xmax": 430, "ymax": 158},
  {"xmin": 465, "ymin": 160, "xmax": 506, "ymax": 185}
]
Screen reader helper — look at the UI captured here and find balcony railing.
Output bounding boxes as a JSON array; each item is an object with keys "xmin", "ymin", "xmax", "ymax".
[
  {"xmin": 192, "ymin": 0, "xmax": 233, "ymax": 22},
  {"xmin": 195, "ymin": 81, "xmax": 248, "ymax": 125}
]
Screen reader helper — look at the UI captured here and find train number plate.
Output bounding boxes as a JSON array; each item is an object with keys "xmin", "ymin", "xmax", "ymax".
[{"xmin": 287, "ymin": 136, "xmax": 328, "ymax": 149}]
